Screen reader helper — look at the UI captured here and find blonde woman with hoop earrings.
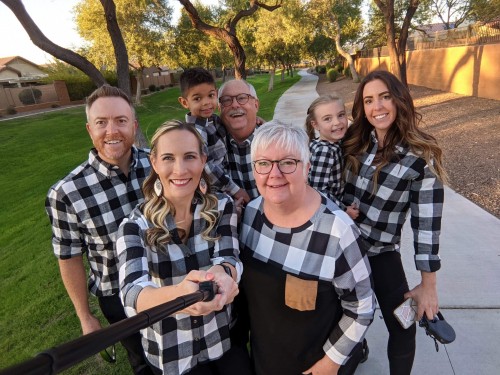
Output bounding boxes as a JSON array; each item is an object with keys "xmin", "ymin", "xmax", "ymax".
[{"xmin": 116, "ymin": 120, "xmax": 251, "ymax": 375}]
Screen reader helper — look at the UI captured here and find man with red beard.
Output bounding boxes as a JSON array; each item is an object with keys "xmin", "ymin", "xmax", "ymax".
[
  {"xmin": 45, "ymin": 85, "xmax": 154, "ymax": 374},
  {"xmin": 218, "ymin": 79, "xmax": 261, "ymax": 202}
]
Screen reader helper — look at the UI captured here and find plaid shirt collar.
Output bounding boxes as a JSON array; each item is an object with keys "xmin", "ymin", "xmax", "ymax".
[{"xmin": 88, "ymin": 146, "xmax": 143, "ymax": 178}]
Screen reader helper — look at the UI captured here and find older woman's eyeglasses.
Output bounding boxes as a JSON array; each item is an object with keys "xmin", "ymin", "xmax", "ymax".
[
  {"xmin": 253, "ymin": 159, "xmax": 301, "ymax": 174},
  {"xmin": 219, "ymin": 93, "xmax": 254, "ymax": 107}
]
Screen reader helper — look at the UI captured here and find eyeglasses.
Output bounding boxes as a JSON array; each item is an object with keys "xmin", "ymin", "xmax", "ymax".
[
  {"xmin": 219, "ymin": 93, "xmax": 254, "ymax": 107},
  {"xmin": 253, "ymin": 159, "xmax": 302, "ymax": 174},
  {"xmin": 100, "ymin": 344, "xmax": 116, "ymax": 363}
]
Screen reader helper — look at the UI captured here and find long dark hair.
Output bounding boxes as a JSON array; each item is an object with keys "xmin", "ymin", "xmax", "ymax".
[{"xmin": 343, "ymin": 70, "xmax": 447, "ymax": 187}]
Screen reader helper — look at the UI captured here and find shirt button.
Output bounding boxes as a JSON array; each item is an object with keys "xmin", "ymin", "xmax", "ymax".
[{"xmin": 193, "ymin": 319, "xmax": 198, "ymax": 324}]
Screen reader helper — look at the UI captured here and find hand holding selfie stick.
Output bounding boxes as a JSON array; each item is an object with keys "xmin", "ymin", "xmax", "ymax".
[{"xmin": 0, "ymin": 281, "xmax": 218, "ymax": 375}]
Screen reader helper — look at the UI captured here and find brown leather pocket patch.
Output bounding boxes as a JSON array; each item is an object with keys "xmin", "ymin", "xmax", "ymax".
[{"xmin": 284, "ymin": 274, "xmax": 318, "ymax": 311}]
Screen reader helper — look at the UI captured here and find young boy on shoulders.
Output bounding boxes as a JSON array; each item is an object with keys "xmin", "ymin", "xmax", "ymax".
[{"xmin": 178, "ymin": 68, "xmax": 250, "ymax": 204}]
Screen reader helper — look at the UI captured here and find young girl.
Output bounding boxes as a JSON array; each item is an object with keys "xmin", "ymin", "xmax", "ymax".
[{"xmin": 306, "ymin": 94, "xmax": 359, "ymax": 219}]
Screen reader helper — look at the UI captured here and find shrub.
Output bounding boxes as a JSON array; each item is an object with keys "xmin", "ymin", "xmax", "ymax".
[
  {"xmin": 315, "ymin": 65, "xmax": 327, "ymax": 74},
  {"xmin": 148, "ymin": 84, "xmax": 157, "ymax": 92},
  {"xmin": 343, "ymin": 66, "xmax": 352, "ymax": 78},
  {"xmin": 159, "ymin": 85, "xmax": 165, "ymax": 90},
  {"xmin": 6, "ymin": 105, "xmax": 17, "ymax": 115},
  {"xmin": 18, "ymin": 88, "xmax": 42, "ymax": 105},
  {"xmin": 336, "ymin": 65, "xmax": 343, "ymax": 73},
  {"xmin": 327, "ymin": 68, "xmax": 339, "ymax": 82}
]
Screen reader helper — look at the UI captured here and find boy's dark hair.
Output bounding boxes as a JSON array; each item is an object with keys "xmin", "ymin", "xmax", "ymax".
[{"xmin": 179, "ymin": 68, "xmax": 215, "ymax": 97}]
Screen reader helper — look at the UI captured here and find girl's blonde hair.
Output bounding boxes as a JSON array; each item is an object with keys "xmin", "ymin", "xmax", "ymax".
[
  {"xmin": 305, "ymin": 94, "xmax": 345, "ymax": 141},
  {"xmin": 343, "ymin": 70, "xmax": 448, "ymax": 189},
  {"xmin": 142, "ymin": 120, "xmax": 220, "ymax": 249}
]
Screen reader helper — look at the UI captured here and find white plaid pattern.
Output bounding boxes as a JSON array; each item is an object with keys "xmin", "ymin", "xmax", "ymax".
[
  {"xmin": 240, "ymin": 195, "xmax": 374, "ymax": 365},
  {"xmin": 343, "ymin": 131, "xmax": 444, "ymax": 272},
  {"xmin": 308, "ymin": 138, "xmax": 345, "ymax": 210},
  {"xmin": 186, "ymin": 113, "xmax": 240, "ymax": 195},
  {"xmin": 45, "ymin": 147, "xmax": 151, "ymax": 296},
  {"xmin": 117, "ymin": 193, "xmax": 241, "ymax": 375}
]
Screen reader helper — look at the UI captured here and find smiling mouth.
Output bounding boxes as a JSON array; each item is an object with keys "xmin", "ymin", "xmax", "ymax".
[
  {"xmin": 171, "ymin": 179, "xmax": 190, "ymax": 186},
  {"xmin": 105, "ymin": 140, "xmax": 122, "ymax": 144},
  {"xmin": 374, "ymin": 114, "xmax": 388, "ymax": 120}
]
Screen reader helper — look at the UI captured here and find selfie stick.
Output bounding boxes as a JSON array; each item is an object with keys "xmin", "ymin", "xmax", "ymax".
[{"xmin": 0, "ymin": 281, "xmax": 217, "ymax": 375}]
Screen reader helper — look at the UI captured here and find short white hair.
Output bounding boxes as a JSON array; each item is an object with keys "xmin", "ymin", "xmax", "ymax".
[
  {"xmin": 218, "ymin": 79, "xmax": 258, "ymax": 99},
  {"xmin": 251, "ymin": 120, "xmax": 310, "ymax": 166}
]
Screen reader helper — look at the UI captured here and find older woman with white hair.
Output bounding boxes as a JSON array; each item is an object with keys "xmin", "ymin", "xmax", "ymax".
[{"xmin": 239, "ymin": 121, "xmax": 375, "ymax": 375}]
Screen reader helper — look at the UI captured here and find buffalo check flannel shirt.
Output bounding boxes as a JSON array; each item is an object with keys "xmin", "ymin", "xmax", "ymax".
[
  {"xmin": 220, "ymin": 128, "xmax": 260, "ymax": 200},
  {"xmin": 308, "ymin": 138, "xmax": 346, "ymax": 210},
  {"xmin": 343, "ymin": 131, "xmax": 444, "ymax": 272},
  {"xmin": 45, "ymin": 147, "xmax": 151, "ymax": 296},
  {"xmin": 240, "ymin": 195, "xmax": 375, "ymax": 366},
  {"xmin": 186, "ymin": 113, "xmax": 240, "ymax": 195},
  {"xmin": 117, "ymin": 193, "xmax": 241, "ymax": 375}
]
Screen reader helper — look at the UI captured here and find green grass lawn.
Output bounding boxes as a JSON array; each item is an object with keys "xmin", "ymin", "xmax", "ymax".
[{"xmin": 0, "ymin": 71, "xmax": 301, "ymax": 374}]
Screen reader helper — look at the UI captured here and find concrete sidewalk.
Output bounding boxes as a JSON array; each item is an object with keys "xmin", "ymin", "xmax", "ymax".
[{"xmin": 274, "ymin": 69, "xmax": 500, "ymax": 374}]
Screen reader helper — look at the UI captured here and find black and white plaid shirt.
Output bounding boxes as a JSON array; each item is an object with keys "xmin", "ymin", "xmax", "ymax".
[
  {"xmin": 186, "ymin": 113, "xmax": 240, "ymax": 195},
  {"xmin": 308, "ymin": 138, "xmax": 345, "ymax": 210},
  {"xmin": 117, "ymin": 193, "xmax": 241, "ymax": 375},
  {"xmin": 343, "ymin": 131, "xmax": 444, "ymax": 272},
  {"xmin": 240, "ymin": 195, "xmax": 374, "ymax": 366},
  {"xmin": 222, "ymin": 129, "xmax": 260, "ymax": 200},
  {"xmin": 45, "ymin": 147, "xmax": 151, "ymax": 296}
]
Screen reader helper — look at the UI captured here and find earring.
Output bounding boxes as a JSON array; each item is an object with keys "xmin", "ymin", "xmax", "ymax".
[
  {"xmin": 154, "ymin": 178, "xmax": 163, "ymax": 197},
  {"xmin": 199, "ymin": 178, "xmax": 207, "ymax": 194}
]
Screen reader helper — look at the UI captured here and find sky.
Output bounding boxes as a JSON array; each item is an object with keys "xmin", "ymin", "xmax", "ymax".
[{"xmin": 0, "ymin": 0, "xmax": 217, "ymax": 65}]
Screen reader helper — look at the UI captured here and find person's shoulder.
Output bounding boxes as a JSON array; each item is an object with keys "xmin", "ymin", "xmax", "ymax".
[
  {"xmin": 320, "ymin": 194, "xmax": 355, "ymax": 225},
  {"xmin": 48, "ymin": 158, "xmax": 92, "ymax": 195}
]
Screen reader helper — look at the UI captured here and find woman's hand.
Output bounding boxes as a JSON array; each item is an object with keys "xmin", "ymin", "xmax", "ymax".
[
  {"xmin": 404, "ymin": 271, "xmax": 439, "ymax": 320},
  {"xmin": 302, "ymin": 355, "xmax": 340, "ymax": 375},
  {"xmin": 180, "ymin": 268, "xmax": 239, "ymax": 316}
]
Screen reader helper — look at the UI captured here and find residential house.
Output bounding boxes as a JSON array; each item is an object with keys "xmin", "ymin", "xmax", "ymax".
[{"xmin": 0, "ymin": 56, "xmax": 47, "ymax": 87}]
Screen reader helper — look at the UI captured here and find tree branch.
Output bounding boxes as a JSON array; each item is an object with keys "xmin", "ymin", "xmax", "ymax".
[{"xmin": 1, "ymin": 0, "xmax": 106, "ymax": 87}]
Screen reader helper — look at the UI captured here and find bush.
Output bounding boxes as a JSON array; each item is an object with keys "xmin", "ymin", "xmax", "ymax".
[
  {"xmin": 6, "ymin": 105, "xmax": 17, "ymax": 115},
  {"xmin": 336, "ymin": 65, "xmax": 343, "ymax": 73},
  {"xmin": 148, "ymin": 84, "xmax": 157, "ymax": 92},
  {"xmin": 315, "ymin": 65, "xmax": 327, "ymax": 74},
  {"xmin": 343, "ymin": 66, "xmax": 352, "ymax": 78},
  {"xmin": 327, "ymin": 68, "xmax": 339, "ymax": 82},
  {"xmin": 159, "ymin": 85, "xmax": 165, "ymax": 90},
  {"xmin": 18, "ymin": 88, "xmax": 42, "ymax": 105}
]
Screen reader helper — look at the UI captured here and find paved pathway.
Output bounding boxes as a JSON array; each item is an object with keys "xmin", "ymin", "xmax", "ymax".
[{"xmin": 274, "ymin": 69, "xmax": 500, "ymax": 375}]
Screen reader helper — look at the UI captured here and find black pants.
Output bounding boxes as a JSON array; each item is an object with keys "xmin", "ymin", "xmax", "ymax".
[
  {"xmin": 98, "ymin": 294, "xmax": 155, "ymax": 375},
  {"xmin": 369, "ymin": 251, "xmax": 416, "ymax": 375}
]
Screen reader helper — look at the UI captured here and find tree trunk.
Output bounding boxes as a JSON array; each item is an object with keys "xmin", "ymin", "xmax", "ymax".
[
  {"xmin": 1, "ymin": 0, "xmax": 106, "ymax": 87},
  {"xmin": 100, "ymin": 0, "xmax": 131, "ymax": 95},
  {"xmin": 331, "ymin": 13, "xmax": 360, "ymax": 82},
  {"xmin": 134, "ymin": 73, "xmax": 142, "ymax": 105},
  {"xmin": 268, "ymin": 68, "xmax": 275, "ymax": 92},
  {"xmin": 227, "ymin": 37, "xmax": 246, "ymax": 80}
]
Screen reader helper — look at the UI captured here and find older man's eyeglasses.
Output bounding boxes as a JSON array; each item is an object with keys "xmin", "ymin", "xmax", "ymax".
[
  {"xmin": 253, "ymin": 159, "xmax": 302, "ymax": 174},
  {"xmin": 219, "ymin": 93, "xmax": 254, "ymax": 107}
]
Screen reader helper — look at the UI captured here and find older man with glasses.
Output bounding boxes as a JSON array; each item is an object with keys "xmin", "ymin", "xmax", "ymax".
[{"xmin": 217, "ymin": 79, "xmax": 261, "ymax": 203}]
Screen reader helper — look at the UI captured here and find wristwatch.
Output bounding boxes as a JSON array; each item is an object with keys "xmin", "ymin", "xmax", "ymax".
[{"xmin": 220, "ymin": 263, "xmax": 233, "ymax": 279}]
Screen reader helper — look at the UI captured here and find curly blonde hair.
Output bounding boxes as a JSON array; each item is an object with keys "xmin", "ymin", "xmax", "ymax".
[
  {"xmin": 142, "ymin": 120, "xmax": 220, "ymax": 249},
  {"xmin": 343, "ymin": 71, "xmax": 448, "ymax": 188}
]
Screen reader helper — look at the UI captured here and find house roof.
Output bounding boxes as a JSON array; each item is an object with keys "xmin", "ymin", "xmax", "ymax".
[
  {"xmin": 0, "ymin": 55, "xmax": 41, "ymax": 69},
  {"xmin": 0, "ymin": 66, "xmax": 22, "ymax": 76}
]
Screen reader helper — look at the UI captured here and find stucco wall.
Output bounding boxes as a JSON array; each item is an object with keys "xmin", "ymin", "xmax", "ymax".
[{"xmin": 355, "ymin": 43, "xmax": 499, "ymax": 100}]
